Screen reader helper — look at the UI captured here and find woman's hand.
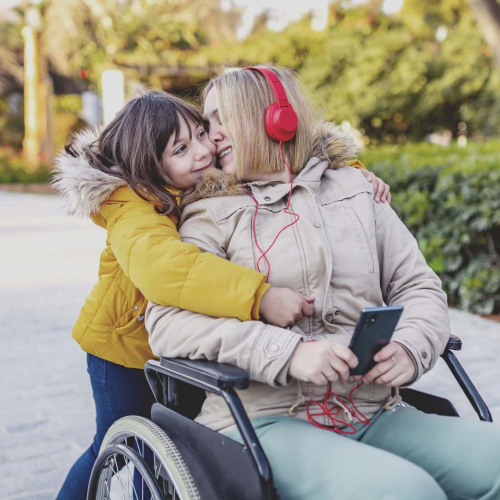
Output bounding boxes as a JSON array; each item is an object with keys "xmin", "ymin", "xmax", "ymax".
[
  {"xmin": 359, "ymin": 169, "xmax": 391, "ymax": 203},
  {"xmin": 260, "ymin": 287, "xmax": 315, "ymax": 328},
  {"xmin": 289, "ymin": 340, "xmax": 358, "ymax": 386},
  {"xmin": 362, "ymin": 342, "xmax": 416, "ymax": 387}
]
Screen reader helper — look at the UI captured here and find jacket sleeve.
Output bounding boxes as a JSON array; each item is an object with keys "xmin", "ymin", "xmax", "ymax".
[
  {"xmin": 374, "ymin": 200, "xmax": 451, "ymax": 382},
  {"xmin": 345, "ymin": 159, "xmax": 367, "ymax": 170},
  {"xmin": 146, "ymin": 304, "xmax": 301, "ymax": 387},
  {"xmin": 146, "ymin": 200, "xmax": 301, "ymax": 387},
  {"xmin": 99, "ymin": 193, "xmax": 270, "ymax": 321}
]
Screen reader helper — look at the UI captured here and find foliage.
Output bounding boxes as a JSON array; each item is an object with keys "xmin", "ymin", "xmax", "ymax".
[
  {"xmin": 52, "ymin": 94, "xmax": 87, "ymax": 152},
  {"xmin": 207, "ymin": 0, "xmax": 500, "ymax": 142},
  {"xmin": 3, "ymin": 0, "xmax": 499, "ymax": 140},
  {"xmin": 0, "ymin": 98, "xmax": 24, "ymax": 149},
  {"xmin": 0, "ymin": 19, "xmax": 24, "ymax": 94},
  {"xmin": 0, "ymin": 147, "xmax": 51, "ymax": 183},
  {"xmin": 360, "ymin": 140, "xmax": 500, "ymax": 314},
  {"xmin": 38, "ymin": 0, "xmax": 240, "ymax": 90}
]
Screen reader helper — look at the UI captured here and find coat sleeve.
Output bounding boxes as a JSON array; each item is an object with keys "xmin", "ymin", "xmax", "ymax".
[
  {"xmin": 145, "ymin": 200, "xmax": 301, "ymax": 387},
  {"xmin": 146, "ymin": 304, "xmax": 300, "ymax": 387},
  {"xmin": 99, "ymin": 193, "xmax": 269, "ymax": 321},
  {"xmin": 374, "ymin": 200, "xmax": 451, "ymax": 382}
]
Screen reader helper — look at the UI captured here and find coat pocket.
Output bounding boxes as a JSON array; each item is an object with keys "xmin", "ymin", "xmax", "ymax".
[{"xmin": 113, "ymin": 301, "xmax": 147, "ymax": 336}]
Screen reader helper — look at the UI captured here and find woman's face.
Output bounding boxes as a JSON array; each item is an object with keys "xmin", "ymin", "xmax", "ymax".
[
  {"xmin": 161, "ymin": 116, "xmax": 216, "ymax": 189},
  {"xmin": 203, "ymin": 88, "xmax": 236, "ymax": 175}
]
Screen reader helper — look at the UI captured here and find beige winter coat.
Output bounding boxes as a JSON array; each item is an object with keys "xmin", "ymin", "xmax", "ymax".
[{"xmin": 146, "ymin": 125, "xmax": 451, "ymax": 433}]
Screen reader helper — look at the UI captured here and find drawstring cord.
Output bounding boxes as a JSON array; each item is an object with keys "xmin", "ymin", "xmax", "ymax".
[
  {"xmin": 383, "ymin": 387, "xmax": 402, "ymax": 410},
  {"xmin": 289, "ymin": 380, "xmax": 305, "ymax": 415}
]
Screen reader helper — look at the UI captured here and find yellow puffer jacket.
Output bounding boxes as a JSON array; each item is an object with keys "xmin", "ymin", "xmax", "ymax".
[{"xmin": 53, "ymin": 129, "xmax": 270, "ymax": 368}]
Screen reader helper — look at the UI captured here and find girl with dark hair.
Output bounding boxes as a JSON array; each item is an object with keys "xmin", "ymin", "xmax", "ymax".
[
  {"xmin": 53, "ymin": 89, "xmax": 389, "ymax": 498},
  {"xmin": 53, "ymin": 90, "xmax": 313, "ymax": 499}
]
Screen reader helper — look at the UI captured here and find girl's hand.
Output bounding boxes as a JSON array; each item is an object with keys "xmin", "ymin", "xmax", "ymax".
[
  {"xmin": 260, "ymin": 287, "xmax": 315, "ymax": 328},
  {"xmin": 362, "ymin": 342, "xmax": 416, "ymax": 387},
  {"xmin": 289, "ymin": 340, "xmax": 358, "ymax": 386},
  {"xmin": 359, "ymin": 169, "xmax": 391, "ymax": 203}
]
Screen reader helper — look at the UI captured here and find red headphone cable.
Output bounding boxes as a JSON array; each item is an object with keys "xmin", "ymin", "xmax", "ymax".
[
  {"xmin": 242, "ymin": 141, "xmax": 300, "ymax": 282},
  {"xmin": 306, "ymin": 381, "xmax": 371, "ymax": 435}
]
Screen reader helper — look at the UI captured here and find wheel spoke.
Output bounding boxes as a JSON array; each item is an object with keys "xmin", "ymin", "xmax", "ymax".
[
  {"xmin": 110, "ymin": 453, "xmax": 128, "ymax": 500},
  {"xmin": 104, "ymin": 477, "xmax": 112, "ymax": 499},
  {"xmin": 124, "ymin": 454, "xmax": 140, "ymax": 500},
  {"xmin": 134, "ymin": 437, "xmax": 143, "ymax": 457},
  {"xmin": 93, "ymin": 420, "xmax": 195, "ymax": 500}
]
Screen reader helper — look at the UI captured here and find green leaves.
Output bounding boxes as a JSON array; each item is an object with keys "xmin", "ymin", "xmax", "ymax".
[
  {"xmin": 361, "ymin": 140, "xmax": 500, "ymax": 314},
  {"xmin": 207, "ymin": 0, "xmax": 500, "ymax": 142}
]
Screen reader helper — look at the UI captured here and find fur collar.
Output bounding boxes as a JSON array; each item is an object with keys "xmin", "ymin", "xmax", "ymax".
[
  {"xmin": 183, "ymin": 122, "xmax": 358, "ymax": 206},
  {"xmin": 53, "ymin": 122, "xmax": 357, "ymax": 215},
  {"xmin": 52, "ymin": 128, "xmax": 128, "ymax": 217},
  {"xmin": 309, "ymin": 122, "xmax": 358, "ymax": 168}
]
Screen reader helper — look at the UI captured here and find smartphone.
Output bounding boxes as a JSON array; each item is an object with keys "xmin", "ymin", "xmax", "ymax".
[{"xmin": 348, "ymin": 306, "xmax": 404, "ymax": 376}]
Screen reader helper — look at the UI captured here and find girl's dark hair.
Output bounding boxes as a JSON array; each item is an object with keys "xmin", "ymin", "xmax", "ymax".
[{"xmin": 66, "ymin": 90, "xmax": 204, "ymax": 217}]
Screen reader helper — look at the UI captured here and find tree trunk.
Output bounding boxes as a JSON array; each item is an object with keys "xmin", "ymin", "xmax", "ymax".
[{"xmin": 468, "ymin": 0, "xmax": 500, "ymax": 70}]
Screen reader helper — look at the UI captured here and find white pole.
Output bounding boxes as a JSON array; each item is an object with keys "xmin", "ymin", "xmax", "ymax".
[{"xmin": 101, "ymin": 69, "xmax": 125, "ymax": 126}]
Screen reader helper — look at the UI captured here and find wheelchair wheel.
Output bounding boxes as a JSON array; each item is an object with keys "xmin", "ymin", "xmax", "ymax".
[{"xmin": 87, "ymin": 416, "xmax": 200, "ymax": 500}]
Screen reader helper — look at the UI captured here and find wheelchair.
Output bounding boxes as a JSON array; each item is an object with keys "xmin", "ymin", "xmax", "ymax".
[{"xmin": 87, "ymin": 334, "xmax": 492, "ymax": 500}]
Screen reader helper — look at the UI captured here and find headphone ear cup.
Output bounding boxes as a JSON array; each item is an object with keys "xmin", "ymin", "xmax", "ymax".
[
  {"xmin": 264, "ymin": 104, "xmax": 279, "ymax": 141},
  {"xmin": 264, "ymin": 102, "xmax": 298, "ymax": 142}
]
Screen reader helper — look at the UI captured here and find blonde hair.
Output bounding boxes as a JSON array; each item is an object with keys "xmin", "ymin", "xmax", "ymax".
[{"xmin": 202, "ymin": 65, "xmax": 319, "ymax": 178}]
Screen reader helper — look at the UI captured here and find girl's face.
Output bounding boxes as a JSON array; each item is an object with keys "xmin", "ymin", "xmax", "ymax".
[
  {"xmin": 203, "ymin": 88, "xmax": 235, "ymax": 175},
  {"xmin": 161, "ymin": 116, "xmax": 216, "ymax": 189}
]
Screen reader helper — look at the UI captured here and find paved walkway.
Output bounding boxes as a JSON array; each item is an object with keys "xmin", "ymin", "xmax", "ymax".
[{"xmin": 0, "ymin": 190, "xmax": 499, "ymax": 499}]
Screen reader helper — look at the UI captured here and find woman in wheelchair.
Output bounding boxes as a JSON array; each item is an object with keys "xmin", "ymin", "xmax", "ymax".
[{"xmin": 146, "ymin": 66, "xmax": 500, "ymax": 500}]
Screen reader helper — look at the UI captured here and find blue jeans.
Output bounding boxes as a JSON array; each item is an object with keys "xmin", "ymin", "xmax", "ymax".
[{"xmin": 56, "ymin": 354, "xmax": 155, "ymax": 500}]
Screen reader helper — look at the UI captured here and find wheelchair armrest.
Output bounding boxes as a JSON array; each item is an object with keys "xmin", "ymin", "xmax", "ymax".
[
  {"xmin": 445, "ymin": 334, "xmax": 462, "ymax": 351},
  {"xmin": 160, "ymin": 357, "xmax": 249, "ymax": 391}
]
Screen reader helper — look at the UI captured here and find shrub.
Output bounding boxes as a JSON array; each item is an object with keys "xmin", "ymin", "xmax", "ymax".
[
  {"xmin": 0, "ymin": 148, "xmax": 52, "ymax": 184},
  {"xmin": 360, "ymin": 140, "xmax": 500, "ymax": 314}
]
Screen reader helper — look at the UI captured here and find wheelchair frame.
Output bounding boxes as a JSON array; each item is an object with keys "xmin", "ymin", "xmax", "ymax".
[{"xmin": 142, "ymin": 334, "xmax": 492, "ymax": 499}]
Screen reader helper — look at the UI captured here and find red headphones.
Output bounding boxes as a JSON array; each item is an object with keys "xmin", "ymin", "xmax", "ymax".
[
  {"xmin": 240, "ymin": 66, "xmax": 300, "ymax": 282},
  {"xmin": 244, "ymin": 66, "xmax": 298, "ymax": 142}
]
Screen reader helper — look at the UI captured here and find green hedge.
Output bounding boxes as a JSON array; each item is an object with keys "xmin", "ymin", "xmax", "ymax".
[
  {"xmin": 0, "ymin": 148, "xmax": 52, "ymax": 183},
  {"xmin": 360, "ymin": 140, "xmax": 500, "ymax": 314}
]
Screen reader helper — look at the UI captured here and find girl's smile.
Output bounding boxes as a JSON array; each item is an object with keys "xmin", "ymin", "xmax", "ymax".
[{"xmin": 161, "ymin": 116, "xmax": 216, "ymax": 188}]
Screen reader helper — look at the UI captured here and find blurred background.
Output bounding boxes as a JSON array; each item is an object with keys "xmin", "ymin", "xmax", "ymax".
[
  {"xmin": 1, "ymin": 0, "xmax": 500, "ymax": 314},
  {"xmin": 0, "ymin": 0, "xmax": 499, "ymax": 498}
]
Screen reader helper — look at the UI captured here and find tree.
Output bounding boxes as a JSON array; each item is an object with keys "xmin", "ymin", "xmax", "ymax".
[
  {"xmin": 206, "ymin": 0, "xmax": 500, "ymax": 142},
  {"xmin": 40, "ymin": 0, "xmax": 241, "ymax": 89},
  {"xmin": 0, "ymin": 19, "xmax": 24, "ymax": 94},
  {"xmin": 468, "ymin": 0, "xmax": 500, "ymax": 70}
]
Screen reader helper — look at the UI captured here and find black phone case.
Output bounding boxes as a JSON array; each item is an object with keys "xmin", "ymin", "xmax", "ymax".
[{"xmin": 349, "ymin": 306, "xmax": 404, "ymax": 376}]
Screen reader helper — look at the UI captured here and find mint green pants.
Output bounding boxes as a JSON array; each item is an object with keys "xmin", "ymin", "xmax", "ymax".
[{"xmin": 225, "ymin": 406, "xmax": 500, "ymax": 500}]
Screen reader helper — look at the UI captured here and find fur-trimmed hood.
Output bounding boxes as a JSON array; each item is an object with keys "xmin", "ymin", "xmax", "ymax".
[
  {"xmin": 183, "ymin": 122, "xmax": 359, "ymax": 205},
  {"xmin": 309, "ymin": 121, "xmax": 358, "ymax": 168},
  {"xmin": 53, "ymin": 122, "xmax": 358, "ymax": 216},
  {"xmin": 52, "ymin": 128, "xmax": 128, "ymax": 218}
]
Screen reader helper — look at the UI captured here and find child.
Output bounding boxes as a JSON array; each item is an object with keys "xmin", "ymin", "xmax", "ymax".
[
  {"xmin": 53, "ymin": 91, "xmax": 313, "ymax": 499},
  {"xmin": 54, "ymin": 89, "xmax": 390, "ymax": 499},
  {"xmin": 147, "ymin": 68, "xmax": 500, "ymax": 500}
]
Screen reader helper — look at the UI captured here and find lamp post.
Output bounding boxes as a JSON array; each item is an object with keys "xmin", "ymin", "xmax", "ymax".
[
  {"xmin": 22, "ymin": 7, "xmax": 53, "ymax": 169},
  {"xmin": 101, "ymin": 69, "xmax": 125, "ymax": 126}
]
